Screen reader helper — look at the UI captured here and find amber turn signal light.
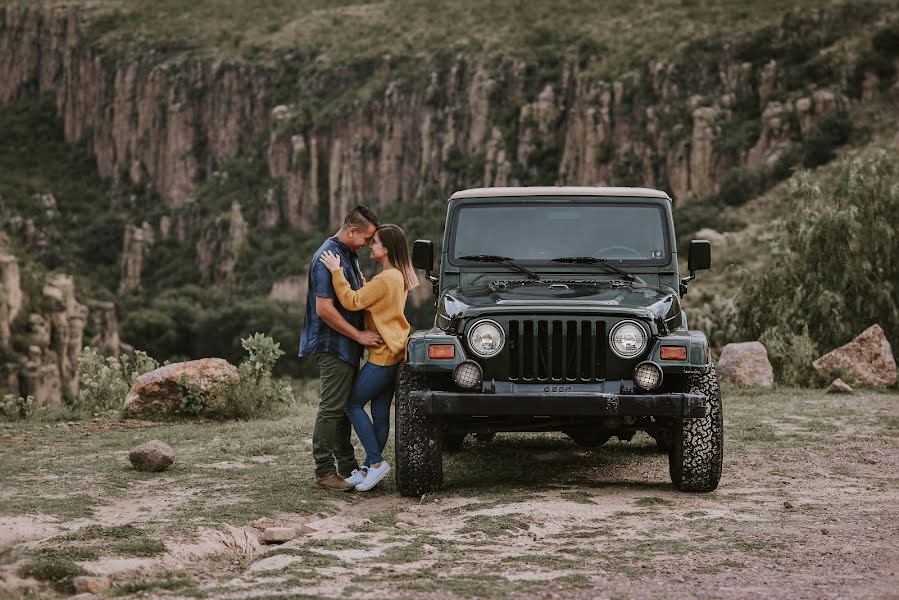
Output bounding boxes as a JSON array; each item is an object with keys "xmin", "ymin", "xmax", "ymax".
[
  {"xmin": 660, "ymin": 346, "xmax": 687, "ymax": 361},
  {"xmin": 428, "ymin": 344, "xmax": 455, "ymax": 359}
]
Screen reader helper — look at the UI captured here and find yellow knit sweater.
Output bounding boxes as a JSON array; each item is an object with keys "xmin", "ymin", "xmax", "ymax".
[{"xmin": 331, "ymin": 267, "xmax": 410, "ymax": 366}]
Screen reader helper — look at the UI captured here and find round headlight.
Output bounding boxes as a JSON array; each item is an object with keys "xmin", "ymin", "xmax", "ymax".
[
  {"xmin": 609, "ymin": 320, "xmax": 648, "ymax": 359},
  {"xmin": 634, "ymin": 361, "xmax": 663, "ymax": 390},
  {"xmin": 467, "ymin": 319, "xmax": 505, "ymax": 358}
]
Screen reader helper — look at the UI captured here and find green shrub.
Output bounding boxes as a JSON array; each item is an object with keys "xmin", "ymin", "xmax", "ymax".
[
  {"xmin": 800, "ymin": 111, "xmax": 851, "ymax": 169},
  {"xmin": 179, "ymin": 333, "xmax": 295, "ymax": 420},
  {"xmin": 18, "ymin": 556, "xmax": 87, "ymax": 594},
  {"xmin": 736, "ymin": 153, "xmax": 899, "ymax": 383},
  {"xmin": 689, "ymin": 296, "xmax": 739, "ymax": 351},
  {"xmin": 758, "ymin": 327, "xmax": 821, "ymax": 386},
  {"xmin": 178, "ymin": 373, "xmax": 205, "ymax": 417},
  {"xmin": 0, "ymin": 394, "xmax": 35, "ymax": 421},
  {"xmin": 76, "ymin": 348, "xmax": 159, "ymax": 415}
]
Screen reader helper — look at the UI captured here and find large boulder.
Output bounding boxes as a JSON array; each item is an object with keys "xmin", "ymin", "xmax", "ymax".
[
  {"xmin": 124, "ymin": 358, "xmax": 239, "ymax": 416},
  {"xmin": 812, "ymin": 325, "xmax": 897, "ymax": 388},
  {"xmin": 718, "ymin": 341, "xmax": 775, "ymax": 387}
]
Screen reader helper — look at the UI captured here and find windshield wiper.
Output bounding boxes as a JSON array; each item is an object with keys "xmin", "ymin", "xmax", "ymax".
[
  {"xmin": 457, "ymin": 255, "xmax": 541, "ymax": 280},
  {"xmin": 550, "ymin": 256, "xmax": 637, "ymax": 282}
]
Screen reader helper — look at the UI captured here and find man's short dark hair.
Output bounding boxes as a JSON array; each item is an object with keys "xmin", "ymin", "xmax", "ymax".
[{"xmin": 343, "ymin": 204, "xmax": 379, "ymax": 229}]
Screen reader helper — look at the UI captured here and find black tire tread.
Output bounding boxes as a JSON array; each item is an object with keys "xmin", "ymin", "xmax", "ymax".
[
  {"xmin": 394, "ymin": 365, "xmax": 443, "ymax": 496},
  {"xmin": 669, "ymin": 364, "xmax": 723, "ymax": 492}
]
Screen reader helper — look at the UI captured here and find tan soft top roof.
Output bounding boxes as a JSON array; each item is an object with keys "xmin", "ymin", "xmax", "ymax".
[{"xmin": 449, "ymin": 186, "xmax": 671, "ymax": 201}]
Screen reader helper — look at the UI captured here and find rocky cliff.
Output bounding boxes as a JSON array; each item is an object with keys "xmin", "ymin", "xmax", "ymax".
[
  {"xmin": 2, "ymin": 3, "xmax": 894, "ymax": 239},
  {"xmin": 0, "ymin": 256, "xmax": 121, "ymax": 407}
]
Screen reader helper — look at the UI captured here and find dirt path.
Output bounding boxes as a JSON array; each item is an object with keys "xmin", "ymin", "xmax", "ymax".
[{"xmin": 1, "ymin": 388, "xmax": 897, "ymax": 598}]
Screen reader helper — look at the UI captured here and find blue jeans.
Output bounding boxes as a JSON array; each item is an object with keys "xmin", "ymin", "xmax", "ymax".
[{"xmin": 346, "ymin": 362, "xmax": 399, "ymax": 467}]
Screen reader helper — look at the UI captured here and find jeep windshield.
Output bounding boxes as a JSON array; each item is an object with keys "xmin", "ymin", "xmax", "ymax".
[{"xmin": 450, "ymin": 200, "xmax": 670, "ymax": 266}]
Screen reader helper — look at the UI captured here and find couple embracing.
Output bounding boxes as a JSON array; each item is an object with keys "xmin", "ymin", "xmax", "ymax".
[{"xmin": 299, "ymin": 205, "xmax": 418, "ymax": 492}]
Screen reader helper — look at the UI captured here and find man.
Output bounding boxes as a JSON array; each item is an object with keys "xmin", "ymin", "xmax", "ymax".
[{"xmin": 300, "ymin": 204, "xmax": 383, "ymax": 491}]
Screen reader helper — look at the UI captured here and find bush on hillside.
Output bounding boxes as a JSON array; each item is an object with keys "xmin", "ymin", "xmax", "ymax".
[
  {"xmin": 0, "ymin": 394, "xmax": 35, "ymax": 422},
  {"xmin": 736, "ymin": 153, "xmax": 899, "ymax": 384},
  {"xmin": 75, "ymin": 348, "xmax": 160, "ymax": 415},
  {"xmin": 179, "ymin": 333, "xmax": 295, "ymax": 419}
]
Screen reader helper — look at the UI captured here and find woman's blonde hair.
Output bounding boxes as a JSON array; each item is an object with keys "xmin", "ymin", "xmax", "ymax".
[{"xmin": 376, "ymin": 224, "xmax": 419, "ymax": 291}]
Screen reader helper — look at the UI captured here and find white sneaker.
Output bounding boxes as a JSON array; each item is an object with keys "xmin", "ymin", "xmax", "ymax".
[
  {"xmin": 344, "ymin": 468, "xmax": 367, "ymax": 486},
  {"xmin": 355, "ymin": 462, "xmax": 390, "ymax": 492}
]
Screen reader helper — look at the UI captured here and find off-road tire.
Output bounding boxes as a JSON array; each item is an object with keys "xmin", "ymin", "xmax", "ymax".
[
  {"xmin": 394, "ymin": 365, "xmax": 443, "ymax": 496},
  {"xmin": 668, "ymin": 364, "xmax": 723, "ymax": 492},
  {"xmin": 443, "ymin": 433, "xmax": 467, "ymax": 452}
]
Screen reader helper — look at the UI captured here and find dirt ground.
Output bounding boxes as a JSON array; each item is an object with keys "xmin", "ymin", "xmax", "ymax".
[{"xmin": 1, "ymin": 386, "xmax": 897, "ymax": 599}]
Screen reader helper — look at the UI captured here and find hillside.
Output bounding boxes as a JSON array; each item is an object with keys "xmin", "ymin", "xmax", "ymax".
[{"xmin": 0, "ymin": 0, "xmax": 897, "ymax": 406}]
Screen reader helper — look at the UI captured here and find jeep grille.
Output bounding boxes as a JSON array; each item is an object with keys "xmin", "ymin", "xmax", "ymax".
[{"xmin": 508, "ymin": 319, "xmax": 606, "ymax": 382}]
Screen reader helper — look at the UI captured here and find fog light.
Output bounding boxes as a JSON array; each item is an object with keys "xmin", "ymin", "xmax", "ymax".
[
  {"xmin": 634, "ymin": 361, "xmax": 663, "ymax": 390},
  {"xmin": 453, "ymin": 360, "xmax": 483, "ymax": 390}
]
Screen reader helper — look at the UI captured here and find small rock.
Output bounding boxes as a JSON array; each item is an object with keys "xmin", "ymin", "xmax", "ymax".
[
  {"xmin": 72, "ymin": 576, "xmax": 111, "ymax": 593},
  {"xmin": 822, "ymin": 528, "xmax": 830, "ymax": 535},
  {"xmin": 262, "ymin": 527, "xmax": 296, "ymax": 543},
  {"xmin": 783, "ymin": 501, "xmax": 794, "ymax": 509},
  {"xmin": 128, "ymin": 440, "xmax": 175, "ymax": 472},
  {"xmin": 827, "ymin": 378, "xmax": 853, "ymax": 394}
]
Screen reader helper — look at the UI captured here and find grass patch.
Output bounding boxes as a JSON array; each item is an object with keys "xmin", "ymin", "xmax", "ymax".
[
  {"xmin": 560, "ymin": 490, "xmax": 596, "ymax": 504},
  {"xmin": 634, "ymin": 496, "xmax": 674, "ymax": 507},
  {"xmin": 112, "ymin": 572, "xmax": 197, "ymax": 596},
  {"xmin": 18, "ymin": 555, "xmax": 87, "ymax": 594},
  {"xmin": 457, "ymin": 513, "xmax": 531, "ymax": 536}
]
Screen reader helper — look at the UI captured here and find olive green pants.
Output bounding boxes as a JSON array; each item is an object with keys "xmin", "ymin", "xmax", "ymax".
[{"xmin": 313, "ymin": 353, "xmax": 360, "ymax": 479}]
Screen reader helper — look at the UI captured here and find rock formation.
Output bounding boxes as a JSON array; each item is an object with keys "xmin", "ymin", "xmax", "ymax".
[
  {"xmin": 124, "ymin": 358, "xmax": 239, "ymax": 416},
  {"xmin": 0, "ymin": 254, "xmax": 22, "ymax": 349},
  {"xmin": 812, "ymin": 325, "xmax": 897, "ymax": 388},
  {"xmin": 196, "ymin": 201, "xmax": 248, "ymax": 287},
  {"xmin": 119, "ymin": 222, "xmax": 154, "ymax": 294},
  {"xmin": 0, "ymin": 4, "xmax": 882, "ymax": 231},
  {"xmin": 717, "ymin": 341, "xmax": 775, "ymax": 387}
]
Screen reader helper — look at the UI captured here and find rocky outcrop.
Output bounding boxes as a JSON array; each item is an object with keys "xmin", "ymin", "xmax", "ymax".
[
  {"xmin": 268, "ymin": 276, "xmax": 307, "ymax": 303},
  {"xmin": 812, "ymin": 325, "xmax": 897, "ymax": 388},
  {"xmin": 718, "ymin": 341, "xmax": 775, "ymax": 387},
  {"xmin": 119, "ymin": 222, "xmax": 154, "ymax": 294},
  {"xmin": 0, "ymin": 4, "xmax": 879, "ymax": 231},
  {"xmin": 0, "ymin": 254, "xmax": 22, "ymax": 349},
  {"xmin": 0, "ymin": 4, "xmax": 269, "ymax": 207},
  {"xmin": 88, "ymin": 301, "xmax": 121, "ymax": 358},
  {"xmin": 197, "ymin": 201, "xmax": 248, "ymax": 287},
  {"xmin": 124, "ymin": 358, "xmax": 239, "ymax": 416}
]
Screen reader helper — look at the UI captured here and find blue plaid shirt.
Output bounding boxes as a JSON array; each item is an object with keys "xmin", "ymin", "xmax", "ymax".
[{"xmin": 298, "ymin": 236, "xmax": 365, "ymax": 366}]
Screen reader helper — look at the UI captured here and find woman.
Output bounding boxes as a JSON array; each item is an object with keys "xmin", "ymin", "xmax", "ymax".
[{"xmin": 319, "ymin": 224, "xmax": 418, "ymax": 491}]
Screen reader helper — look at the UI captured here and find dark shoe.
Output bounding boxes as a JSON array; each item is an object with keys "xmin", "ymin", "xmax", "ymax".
[{"xmin": 314, "ymin": 474, "xmax": 353, "ymax": 492}]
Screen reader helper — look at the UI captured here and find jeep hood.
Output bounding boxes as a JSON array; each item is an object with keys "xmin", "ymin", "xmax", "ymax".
[{"xmin": 437, "ymin": 281, "xmax": 682, "ymax": 330}]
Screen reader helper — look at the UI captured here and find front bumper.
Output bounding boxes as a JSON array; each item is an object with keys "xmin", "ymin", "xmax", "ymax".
[{"xmin": 412, "ymin": 391, "xmax": 708, "ymax": 418}]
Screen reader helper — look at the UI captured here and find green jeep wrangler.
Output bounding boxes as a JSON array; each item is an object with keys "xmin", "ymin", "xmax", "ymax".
[{"xmin": 396, "ymin": 186, "xmax": 722, "ymax": 495}]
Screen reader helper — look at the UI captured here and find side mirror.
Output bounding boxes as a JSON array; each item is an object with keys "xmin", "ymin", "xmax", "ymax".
[
  {"xmin": 688, "ymin": 240, "xmax": 711, "ymax": 272},
  {"xmin": 412, "ymin": 239, "xmax": 439, "ymax": 298},
  {"xmin": 412, "ymin": 240, "xmax": 434, "ymax": 272}
]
